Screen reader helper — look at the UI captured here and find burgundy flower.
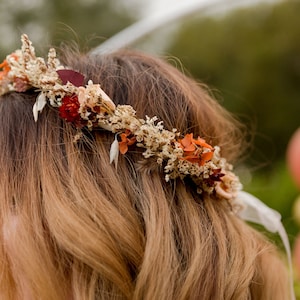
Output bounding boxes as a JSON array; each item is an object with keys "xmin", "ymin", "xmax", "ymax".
[
  {"xmin": 59, "ymin": 94, "xmax": 81, "ymax": 123},
  {"xmin": 204, "ymin": 169, "xmax": 225, "ymax": 187}
]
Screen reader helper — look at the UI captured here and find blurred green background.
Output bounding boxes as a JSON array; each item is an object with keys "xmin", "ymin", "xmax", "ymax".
[
  {"xmin": 1, "ymin": 0, "xmax": 300, "ymax": 292},
  {"xmin": 165, "ymin": 0, "xmax": 300, "ymax": 240}
]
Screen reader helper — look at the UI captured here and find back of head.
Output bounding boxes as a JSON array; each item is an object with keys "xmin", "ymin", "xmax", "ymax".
[{"xmin": 0, "ymin": 45, "xmax": 289, "ymax": 299}]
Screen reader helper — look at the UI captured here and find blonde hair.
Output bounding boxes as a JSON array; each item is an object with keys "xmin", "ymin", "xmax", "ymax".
[{"xmin": 0, "ymin": 49, "xmax": 289, "ymax": 299}]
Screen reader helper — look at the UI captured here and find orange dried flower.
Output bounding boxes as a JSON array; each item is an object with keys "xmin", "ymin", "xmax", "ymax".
[
  {"xmin": 179, "ymin": 133, "xmax": 214, "ymax": 165},
  {"xmin": 0, "ymin": 53, "xmax": 19, "ymax": 82},
  {"xmin": 119, "ymin": 130, "xmax": 136, "ymax": 154},
  {"xmin": 179, "ymin": 133, "xmax": 213, "ymax": 152},
  {"xmin": 0, "ymin": 59, "xmax": 10, "ymax": 81},
  {"xmin": 193, "ymin": 136, "xmax": 213, "ymax": 150}
]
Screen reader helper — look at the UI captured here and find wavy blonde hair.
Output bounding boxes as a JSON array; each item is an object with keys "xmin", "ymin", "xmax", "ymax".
[{"xmin": 0, "ymin": 49, "xmax": 289, "ymax": 299}]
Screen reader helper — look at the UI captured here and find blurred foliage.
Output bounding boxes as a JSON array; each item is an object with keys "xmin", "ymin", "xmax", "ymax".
[
  {"xmin": 166, "ymin": 1, "xmax": 300, "ymax": 243},
  {"xmin": 167, "ymin": 0, "xmax": 300, "ymax": 170},
  {"xmin": 0, "ymin": 0, "xmax": 138, "ymax": 57},
  {"xmin": 244, "ymin": 160, "xmax": 299, "ymax": 236}
]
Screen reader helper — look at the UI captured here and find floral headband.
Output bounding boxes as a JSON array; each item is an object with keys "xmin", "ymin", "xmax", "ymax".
[{"xmin": 0, "ymin": 34, "xmax": 242, "ymax": 205}]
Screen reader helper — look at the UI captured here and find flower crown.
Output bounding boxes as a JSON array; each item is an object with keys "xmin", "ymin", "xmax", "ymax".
[{"xmin": 0, "ymin": 34, "xmax": 242, "ymax": 203}]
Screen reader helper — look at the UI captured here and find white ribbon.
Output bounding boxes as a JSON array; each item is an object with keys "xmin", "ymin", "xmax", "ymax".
[{"xmin": 238, "ymin": 191, "xmax": 295, "ymax": 300}]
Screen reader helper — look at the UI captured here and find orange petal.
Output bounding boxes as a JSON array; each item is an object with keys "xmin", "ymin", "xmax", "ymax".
[
  {"xmin": 119, "ymin": 141, "xmax": 128, "ymax": 154},
  {"xmin": 0, "ymin": 60, "xmax": 7, "ymax": 69},
  {"xmin": 181, "ymin": 155, "xmax": 201, "ymax": 164},
  {"xmin": 120, "ymin": 133, "xmax": 128, "ymax": 143},
  {"xmin": 180, "ymin": 133, "xmax": 197, "ymax": 152},
  {"xmin": 118, "ymin": 132, "xmax": 136, "ymax": 154},
  {"xmin": 124, "ymin": 129, "xmax": 132, "ymax": 136},
  {"xmin": 184, "ymin": 144, "xmax": 196, "ymax": 152},
  {"xmin": 180, "ymin": 133, "xmax": 193, "ymax": 148},
  {"xmin": 202, "ymin": 151, "xmax": 214, "ymax": 162},
  {"xmin": 0, "ymin": 60, "xmax": 10, "ymax": 80},
  {"xmin": 127, "ymin": 137, "xmax": 136, "ymax": 146},
  {"xmin": 194, "ymin": 137, "xmax": 213, "ymax": 149}
]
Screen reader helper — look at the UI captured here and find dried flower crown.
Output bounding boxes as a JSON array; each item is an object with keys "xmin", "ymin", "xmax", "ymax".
[{"xmin": 0, "ymin": 34, "xmax": 242, "ymax": 203}]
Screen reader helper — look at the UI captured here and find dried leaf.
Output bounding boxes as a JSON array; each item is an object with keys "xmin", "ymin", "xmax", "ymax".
[{"xmin": 57, "ymin": 69, "xmax": 84, "ymax": 87}]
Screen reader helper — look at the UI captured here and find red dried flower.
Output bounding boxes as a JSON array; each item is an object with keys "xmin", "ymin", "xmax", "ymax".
[{"xmin": 59, "ymin": 94, "xmax": 81, "ymax": 123}]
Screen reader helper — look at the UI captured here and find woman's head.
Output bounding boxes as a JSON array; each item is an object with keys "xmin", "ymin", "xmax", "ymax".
[{"xmin": 0, "ymin": 38, "xmax": 289, "ymax": 299}]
